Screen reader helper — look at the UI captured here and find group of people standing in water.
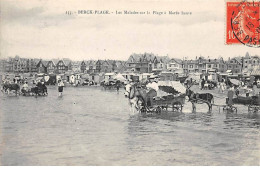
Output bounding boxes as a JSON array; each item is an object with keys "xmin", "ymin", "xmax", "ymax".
[{"xmin": 1, "ymin": 77, "xmax": 66, "ymax": 97}]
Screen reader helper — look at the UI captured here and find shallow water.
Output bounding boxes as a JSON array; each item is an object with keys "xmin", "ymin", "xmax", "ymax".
[{"xmin": 0, "ymin": 86, "xmax": 259, "ymax": 165}]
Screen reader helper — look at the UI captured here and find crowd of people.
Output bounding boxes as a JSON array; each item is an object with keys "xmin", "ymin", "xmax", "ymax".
[{"xmin": 1, "ymin": 77, "xmax": 60, "ymax": 96}]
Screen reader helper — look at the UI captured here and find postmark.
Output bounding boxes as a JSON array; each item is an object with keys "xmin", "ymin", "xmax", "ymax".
[{"xmin": 226, "ymin": 0, "xmax": 260, "ymax": 47}]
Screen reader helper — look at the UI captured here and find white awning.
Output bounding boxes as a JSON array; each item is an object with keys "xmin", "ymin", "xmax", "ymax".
[
  {"xmin": 157, "ymin": 81, "xmax": 186, "ymax": 93},
  {"xmin": 105, "ymin": 73, "xmax": 115, "ymax": 76},
  {"xmin": 226, "ymin": 70, "xmax": 232, "ymax": 73}
]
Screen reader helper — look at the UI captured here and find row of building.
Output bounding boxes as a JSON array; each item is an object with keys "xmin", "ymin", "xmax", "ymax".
[
  {"xmin": 0, "ymin": 56, "xmax": 126, "ymax": 74},
  {"xmin": 0, "ymin": 52, "xmax": 259, "ymax": 75}
]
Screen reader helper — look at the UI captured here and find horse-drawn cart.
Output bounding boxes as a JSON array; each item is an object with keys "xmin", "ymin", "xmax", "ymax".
[
  {"xmin": 138, "ymin": 93, "xmax": 186, "ymax": 114},
  {"xmin": 101, "ymin": 80, "xmax": 121, "ymax": 90},
  {"xmin": 224, "ymin": 95, "xmax": 260, "ymax": 113},
  {"xmin": 129, "ymin": 81, "xmax": 186, "ymax": 114}
]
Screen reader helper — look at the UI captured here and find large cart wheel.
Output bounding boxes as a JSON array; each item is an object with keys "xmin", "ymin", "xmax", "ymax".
[
  {"xmin": 248, "ymin": 105, "xmax": 259, "ymax": 113},
  {"xmin": 172, "ymin": 102, "xmax": 183, "ymax": 112},
  {"xmin": 223, "ymin": 105, "xmax": 237, "ymax": 113}
]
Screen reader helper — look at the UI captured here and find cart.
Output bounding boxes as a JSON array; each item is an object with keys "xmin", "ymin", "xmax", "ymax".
[
  {"xmin": 134, "ymin": 81, "xmax": 187, "ymax": 114},
  {"xmin": 224, "ymin": 95, "xmax": 260, "ymax": 113}
]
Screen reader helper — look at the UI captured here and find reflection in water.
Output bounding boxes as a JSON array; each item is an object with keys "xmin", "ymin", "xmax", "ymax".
[
  {"xmin": 224, "ymin": 111, "xmax": 260, "ymax": 129},
  {"xmin": 0, "ymin": 87, "xmax": 259, "ymax": 165}
]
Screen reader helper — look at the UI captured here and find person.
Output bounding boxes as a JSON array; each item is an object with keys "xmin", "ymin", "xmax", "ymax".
[
  {"xmin": 227, "ymin": 86, "xmax": 234, "ymax": 106},
  {"xmin": 186, "ymin": 79, "xmax": 190, "ymax": 88},
  {"xmin": 257, "ymin": 79, "xmax": 260, "ymax": 87},
  {"xmin": 58, "ymin": 79, "xmax": 65, "ymax": 96},
  {"xmin": 116, "ymin": 82, "xmax": 120, "ymax": 93},
  {"xmin": 201, "ymin": 78, "xmax": 205, "ymax": 90},
  {"xmin": 42, "ymin": 81, "xmax": 47, "ymax": 94},
  {"xmin": 252, "ymin": 80, "xmax": 257, "ymax": 96},
  {"xmin": 220, "ymin": 80, "xmax": 225, "ymax": 93},
  {"xmin": 245, "ymin": 87, "xmax": 250, "ymax": 97},
  {"xmin": 36, "ymin": 80, "xmax": 42, "ymax": 88},
  {"xmin": 21, "ymin": 81, "xmax": 29, "ymax": 94},
  {"xmin": 235, "ymin": 86, "xmax": 240, "ymax": 97},
  {"xmin": 204, "ymin": 81, "xmax": 209, "ymax": 90}
]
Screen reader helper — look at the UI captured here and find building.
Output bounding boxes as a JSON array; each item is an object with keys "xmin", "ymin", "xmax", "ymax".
[
  {"xmin": 167, "ymin": 58, "xmax": 183, "ymax": 72},
  {"xmin": 242, "ymin": 52, "xmax": 252, "ymax": 71},
  {"xmin": 126, "ymin": 53, "xmax": 167, "ymax": 73},
  {"xmin": 197, "ymin": 56, "xmax": 207, "ymax": 73},
  {"xmin": 46, "ymin": 60, "xmax": 56, "ymax": 74},
  {"xmin": 100, "ymin": 60, "xmax": 113, "ymax": 73},
  {"xmin": 251, "ymin": 55, "xmax": 260, "ymax": 69},
  {"xmin": 56, "ymin": 59, "xmax": 70, "ymax": 74},
  {"xmin": 71, "ymin": 61, "xmax": 81, "ymax": 73},
  {"xmin": 80, "ymin": 60, "xmax": 87, "ymax": 73},
  {"xmin": 11, "ymin": 56, "xmax": 28, "ymax": 73},
  {"xmin": 152, "ymin": 56, "xmax": 169, "ymax": 72},
  {"xmin": 205, "ymin": 57, "xmax": 226, "ymax": 73},
  {"xmin": 115, "ymin": 61, "xmax": 127, "ymax": 73},
  {"xmin": 0, "ymin": 59, "xmax": 5, "ymax": 72},
  {"xmin": 87, "ymin": 60, "xmax": 97, "ymax": 74},
  {"xmin": 3, "ymin": 58, "xmax": 13, "ymax": 72},
  {"xmin": 36, "ymin": 60, "xmax": 47, "ymax": 73},
  {"xmin": 183, "ymin": 59, "xmax": 198, "ymax": 73},
  {"xmin": 226, "ymin": 57, "xmax": 242, "ymax": 74},
  {"xmin": 26, "ymin": 59, "xmax": 37, "ymax": 73}
]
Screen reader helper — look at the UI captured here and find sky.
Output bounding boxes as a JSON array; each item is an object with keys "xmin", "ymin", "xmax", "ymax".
[{"xmin": 0, "ymin": 0, "xmax": 259, "ymax": 61}]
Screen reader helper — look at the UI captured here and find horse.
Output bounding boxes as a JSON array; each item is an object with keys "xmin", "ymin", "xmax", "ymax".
[
  {"xmin": 30, "ymin": 85, "xmax": 48, "ymax": 96},
  {"xmin": 124, "ymin": 83, "xmax": 145, "ymax": 112},
  {"xmin": 186, "ymin": 89, "xmax": 214, "ymax": 112},
  {"xmin": 103, "ymin": 80, "xmax": 120, "ymax": 90},
  {"xmin": 127, "ymin": 84, "xmax": 159, "ymax": 113},
  {"xmin": 2, "ymin": 83, "xmax": 20, "ymax": 95}
]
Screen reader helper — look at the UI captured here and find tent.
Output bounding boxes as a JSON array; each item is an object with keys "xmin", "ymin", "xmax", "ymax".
[
  {"xmin": 229, "ymin": 79, "xmax": 240, "ymax": 86},
  {"xmin": 186, "ymin": 73, "xmax": 201, "ymax": 82},
  {"xmin": 114, "ymin": 73, "xmax": 126, "ymax": 81}
]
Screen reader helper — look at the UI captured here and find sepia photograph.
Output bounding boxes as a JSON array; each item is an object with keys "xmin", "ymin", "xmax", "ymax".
[{"xmin": 0, "ymin": 0, "xmax": 259, "ymax": 166}]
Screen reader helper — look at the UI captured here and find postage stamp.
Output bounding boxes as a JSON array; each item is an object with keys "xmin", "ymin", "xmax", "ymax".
[{"xmin": 226, "ymin": 0, "xmax": 260, "ymax": 47}]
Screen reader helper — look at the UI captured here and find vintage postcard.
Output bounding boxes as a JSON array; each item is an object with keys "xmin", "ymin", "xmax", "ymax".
[{"xmin": 0, "ymin": 0, "xmax": 259, "ymax": 166}]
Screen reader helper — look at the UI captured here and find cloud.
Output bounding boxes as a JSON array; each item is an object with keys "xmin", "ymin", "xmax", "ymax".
[{"xmin": 1, "ymin": 0, "xmax": 75, "ymax": 28}]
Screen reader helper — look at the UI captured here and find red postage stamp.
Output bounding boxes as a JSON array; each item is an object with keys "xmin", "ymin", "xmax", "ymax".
[{"xmin": 226, "ymin": 0, "xmax": 260, "ymax": 47}]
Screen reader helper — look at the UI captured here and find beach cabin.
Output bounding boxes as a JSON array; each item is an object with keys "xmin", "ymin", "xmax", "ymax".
[
  {"xmin": 56, "ymin": 74, "xmax": 66, "ymax": 82},
  {"xmin": 45, "ymin": 73, "xmax": 56, "ymax": 85},
  {"xmin": 160, "ymin": 72, "xmax": 177, "ymax": 81},
  {"xmin": 69, "ymin": 74, "xmax": 76, "ymax": 84},
  {"xmin": 140, "ymin": 73, "xmax": 152, "ymax": 82},
  {"xmin": 89, "ymin": 73, "xmax": 101, "ymax": 84},
  {"xmin": 81, "ymin": 73, "xmax": 90, "ymax": 80},
  {"xmin": 104, "ymin": 73, "xmax": 115, "ymax": 82},
  {"xmin": 121, "ymin": 73, "xmax": 131, "ymax": 81}
]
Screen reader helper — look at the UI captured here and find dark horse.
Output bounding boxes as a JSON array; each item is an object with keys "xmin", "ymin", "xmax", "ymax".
[
  {"xmin": 186, "ymin": 89, "xmax": 214, "ymax": 111},
  {"xmin": 30, "ymin": 85, "xmax": 48, "ymax": 96},
  {"xmin": 2, "ymin": 83, "xmax": 20, "ymax": 95},
  {"xmin": 102, "ymin": 80, "xmax": 121, "ymax": 90}
]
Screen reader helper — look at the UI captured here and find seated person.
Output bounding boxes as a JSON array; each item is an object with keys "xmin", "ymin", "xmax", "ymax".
[
  {"xmin": 235, "ymin": 87, "xmax": 240, "ymax": 97},
  {"xmin": 21, "ymin": 81, "xmax": 29, "ymax": 94},
  {"xmin": 36, "ymin": 80, "xmax": 42, "ymax": 87}
]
